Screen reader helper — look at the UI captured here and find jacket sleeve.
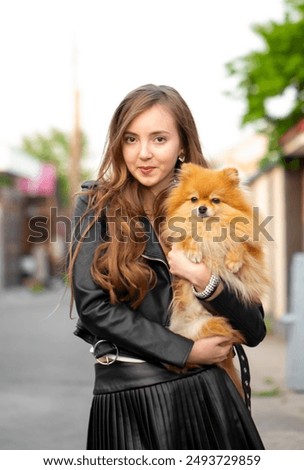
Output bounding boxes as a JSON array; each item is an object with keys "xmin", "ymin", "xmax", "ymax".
[
  {"xmin": 71, "ymin": 194, "xmax": 194, "ymax": 368},
  {"xmin": 205, "ymin": 283, "xmax": 266, "ymax": 347}
]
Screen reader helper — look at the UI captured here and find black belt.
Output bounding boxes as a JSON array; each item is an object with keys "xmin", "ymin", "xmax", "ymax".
[{"xmin": 90, "ymin": 339, "xmax": 252, "ymax": 411}]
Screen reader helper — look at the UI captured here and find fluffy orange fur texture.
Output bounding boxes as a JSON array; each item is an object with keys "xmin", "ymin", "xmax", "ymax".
[{"xmin": 163, "ymin": 163, "xmax": 270, "ymax": 397}]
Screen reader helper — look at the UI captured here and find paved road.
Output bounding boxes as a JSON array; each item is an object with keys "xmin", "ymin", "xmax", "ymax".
[
  {"xmin": 0, "ymin": 284, "xmax": 92, "ymax": 450},
  {"xmin": 246, "ymin": 333, "xmax": 304, "ymax": 450},
  {"xmin": 0, "ymin": 285, "xmax": 303, "ymax": 450}
]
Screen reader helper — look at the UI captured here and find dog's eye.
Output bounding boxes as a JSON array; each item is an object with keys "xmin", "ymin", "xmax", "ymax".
[
  {"xmin": 211, "ymin": 198, "xmax": 220, "ymax": 204},
  {"xmin": 190, "ymin": 197, "xmax": 198, "ymax": 203}
]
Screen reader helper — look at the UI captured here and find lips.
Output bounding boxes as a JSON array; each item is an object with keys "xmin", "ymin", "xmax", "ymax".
[{"xmin": 138, "ymin": 166, "xmax": 155, "ymax": 175}]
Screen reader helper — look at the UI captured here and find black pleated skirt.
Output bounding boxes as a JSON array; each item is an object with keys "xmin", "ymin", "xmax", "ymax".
[{"xmin": 87, "ymin": 361, "xmax": 264, "ymax": 450}]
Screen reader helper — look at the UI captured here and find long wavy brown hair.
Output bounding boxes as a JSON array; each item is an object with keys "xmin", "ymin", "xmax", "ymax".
[{"xmin": 69, "ymin": 84, "xmax": 209, "ymax": 308}]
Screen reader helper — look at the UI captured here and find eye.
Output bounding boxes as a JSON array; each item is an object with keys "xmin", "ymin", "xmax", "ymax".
[
  {"xmin": 154, "ymin": 136, "xmax": 166, "ymax": 143},
  {"xmin": 211, "ymin": 198, "xmax": 221, "ymax": 204},
  {"xmin": 124, "ymin": 134, "xmax": 136, "ymax": 143},
  {"xmin": 190, "ymin": 196, "xmax": 198, "ymax": 203}
]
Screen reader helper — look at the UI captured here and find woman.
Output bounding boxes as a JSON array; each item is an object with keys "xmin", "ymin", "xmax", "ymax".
[{"xmin": 69, "ymin": 84, "xmax": 266, "ymax": 450}]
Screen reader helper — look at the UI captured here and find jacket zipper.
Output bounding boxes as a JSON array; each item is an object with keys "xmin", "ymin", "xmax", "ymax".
[{"xmin": 141, "ymin": 253, "xmax": 171, "ymax": 277}]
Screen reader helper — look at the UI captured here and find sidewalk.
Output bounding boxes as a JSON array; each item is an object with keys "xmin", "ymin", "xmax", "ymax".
[
  {"xmin": 246, "ymin": 333, "xmax": 304, "ymax": 450},
  {"xmin": 0, "ymin": 285, "xmax": 92, "ymax": 450},
  {"xmin": 0, "ymin": 285, "xmax": 303, "ymax": 450}
]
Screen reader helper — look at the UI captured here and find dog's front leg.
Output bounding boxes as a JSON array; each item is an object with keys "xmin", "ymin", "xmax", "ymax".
[
  {"xmin": 180, "ymin": 238, "xmax": 203, "ymax": 263},
  {"xmin": 224, "ymin": 246, "xmax": 245, "ymax": 273}
]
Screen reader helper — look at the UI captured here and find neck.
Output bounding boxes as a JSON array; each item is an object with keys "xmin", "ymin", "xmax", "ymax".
[{"xmin": 142, "ymin": 188, "xmax": 156, "ymax": 218}]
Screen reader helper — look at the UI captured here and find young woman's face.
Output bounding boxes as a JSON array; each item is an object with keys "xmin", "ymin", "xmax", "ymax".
[{"xmin": 122, "ymin": 104, "xmax": 183, "ymax": 195}]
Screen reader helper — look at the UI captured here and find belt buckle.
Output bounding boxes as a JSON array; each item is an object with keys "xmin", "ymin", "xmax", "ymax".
[
  {"xmin": 96, "ymin": 355, "xmax": 116, "ymax": 366},
  {"xmin": 90, "ymin": 340, "xmax": 119, "ymax": 366}
]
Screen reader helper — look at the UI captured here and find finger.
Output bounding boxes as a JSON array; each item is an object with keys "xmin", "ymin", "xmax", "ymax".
[
  {"xmin": 169, "ymin": 243, "xmax": 179, "ymax": 253},
  {"xmin": 213, "ymin": 336, "xmax": 233, "ymax": 345}
]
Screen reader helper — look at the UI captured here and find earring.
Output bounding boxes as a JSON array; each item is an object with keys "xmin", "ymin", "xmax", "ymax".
[{"xmin": 177, "ymin": 154, "xmax": 185, "ymax": 163}]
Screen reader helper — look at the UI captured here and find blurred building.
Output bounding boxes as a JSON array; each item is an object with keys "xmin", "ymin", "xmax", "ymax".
[
  {"xmin": 0, "ymin": 146, "xmax": 60, "ymax": 289},
  {"xmin": 213, "ymin": 134, "xmax": 269, "ymax": 179},
  {"xmin": 213, "ymin": 123, "xmax": 304, "ymax": 321}
]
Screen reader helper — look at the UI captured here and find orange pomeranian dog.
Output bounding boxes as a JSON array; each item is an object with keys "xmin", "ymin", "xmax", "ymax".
[{"xmin": 162, "ymin": 163, "xmax": 269, "ymax": 397}]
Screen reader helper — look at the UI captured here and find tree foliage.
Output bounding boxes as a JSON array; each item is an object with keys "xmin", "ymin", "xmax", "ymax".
[
  {"xmin": 225, "ymin": 0, "xmax": 304, "ymax": 163},
  {"xmin": 22, "ymin": 128, "xmax": 88, "ymax": 207}
]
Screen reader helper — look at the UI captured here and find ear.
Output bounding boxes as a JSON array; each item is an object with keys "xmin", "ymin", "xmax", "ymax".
[{"xmin": 222, "ymin": 167, "xmax": 240, "ymax": 185}]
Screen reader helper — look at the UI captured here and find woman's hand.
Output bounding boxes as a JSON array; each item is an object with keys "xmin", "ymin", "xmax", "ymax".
[
  {"xmin": 167, "ymin": 244, "xmax": 223, "ymax": 299},
  {"xmin": 187, "ymin": 336, "xmax": 233, "ymax": 365},
  {"xmin": 167, "ymin": 244, "xmax": 211, "ymax": 286}
]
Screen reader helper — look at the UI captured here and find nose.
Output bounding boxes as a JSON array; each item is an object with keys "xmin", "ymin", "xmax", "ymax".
[
  {"xmin": 198, "ymin": 205, "xmax": 208, "ymax": 216},
  {"xmin": 139, "ymin": 141, "xmax": 152, "ymax": 160}
]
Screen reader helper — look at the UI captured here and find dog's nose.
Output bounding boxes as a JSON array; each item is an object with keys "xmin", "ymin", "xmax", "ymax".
[{"xmin": 198, "ymin": 205, "xmax": 207, "ymax": 215}]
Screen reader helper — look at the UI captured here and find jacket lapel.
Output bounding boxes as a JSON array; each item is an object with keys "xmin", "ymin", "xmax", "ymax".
[{"xmin": 141, "ymin": 216, "xmax": 168, "ymax": 263}]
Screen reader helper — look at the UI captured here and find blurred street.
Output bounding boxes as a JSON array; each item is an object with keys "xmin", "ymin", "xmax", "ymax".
[
  {"xmin": 0, "ymin": 284, "xmax": 92, "ymax": 450},
  {"xmin": 0, "ymin": 285, "xmax": 303, "ymax": 450}
]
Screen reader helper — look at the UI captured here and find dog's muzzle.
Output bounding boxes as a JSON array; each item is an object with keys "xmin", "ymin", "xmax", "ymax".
[{"xmin": 195, "ymin": 205, "xmax": 209, "ymax": 218}]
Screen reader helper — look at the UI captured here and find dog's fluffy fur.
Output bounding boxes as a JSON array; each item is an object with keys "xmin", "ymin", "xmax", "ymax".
[{"xmin": 162, "ymin": 163, "xmax": 269, "ymax": 396}]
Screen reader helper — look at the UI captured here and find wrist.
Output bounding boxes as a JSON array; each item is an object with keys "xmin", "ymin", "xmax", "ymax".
[
  {"xmin": 204, "ymin": 280, "xmax": 224, "ymax": 301},
  {"xmin": 192, "ymin": 273, "xmax": 220, "ymax": 300},
  {"xmin": 187, "ymin": 341, "xmax": 200, "ymax": 363}
]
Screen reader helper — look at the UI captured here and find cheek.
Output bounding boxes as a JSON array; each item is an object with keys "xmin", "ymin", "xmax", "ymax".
[
  {"xmin": 122, "ymin": 147, "xmax": 135, "ymax": 167},
  {"xmin": 176, "ymin": 201, "xmax": 194, "ymax": 218},
  {"xmin": 207, "ymin": 206, "xmax": 216, "ymax": 217},
  {"xmin": 161, "ymin": 153, "xmax": 179, "ymax": 171},
  {"xmin": 158, "ymin": 141, "xmax": 180, "ymax": 163}
]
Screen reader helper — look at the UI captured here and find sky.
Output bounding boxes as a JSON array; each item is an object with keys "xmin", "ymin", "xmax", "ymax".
[{"xmin": 0, "ymin": 0, "xmax": 286, "ymax": 176}]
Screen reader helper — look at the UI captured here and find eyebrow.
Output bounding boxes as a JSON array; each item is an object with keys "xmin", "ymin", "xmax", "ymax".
[{"xmin": 123, "ymin": 130, "xmax": 171, "ymax": 136}]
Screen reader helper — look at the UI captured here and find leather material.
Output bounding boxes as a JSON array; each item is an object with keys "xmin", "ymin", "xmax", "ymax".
[
  {"xmin": 87, "ymin": 363, "xmax": 265, "ymax": 450},
  {"xmin": 91, "ymin": 361, "xmax": 210, "ymax": 394}
]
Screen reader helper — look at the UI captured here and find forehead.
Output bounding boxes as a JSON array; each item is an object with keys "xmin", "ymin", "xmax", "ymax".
[{"xmin": 126, "ymin": 104, "xmax": 178, "ymax": 133}]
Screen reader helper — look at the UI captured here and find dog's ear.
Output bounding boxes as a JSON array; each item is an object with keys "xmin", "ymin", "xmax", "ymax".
[{"xmin": 222, "ymin": 167, "xmax": 240, "ymax": 185}]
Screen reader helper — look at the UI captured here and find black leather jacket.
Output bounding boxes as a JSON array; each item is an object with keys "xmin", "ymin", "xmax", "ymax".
[{"xmin": 72, "ymin": 185, "xmax": 266, "ymax": 368}]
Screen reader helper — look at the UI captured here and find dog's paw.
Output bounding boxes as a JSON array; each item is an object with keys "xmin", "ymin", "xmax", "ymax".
[
  {"xmin": 225, "ymin": 258, "xmax": 243, "ymax": 273},
  {"xmin": 181, "ymin": 239, "xmax": 203, "ymax": 263},
  {"xmin": 225, "ymin": 251, "xmax": 244, "ymax": 273},
  {"xmin": 186, "ymin": 250, "xmax": 203, "ymax": 263}
]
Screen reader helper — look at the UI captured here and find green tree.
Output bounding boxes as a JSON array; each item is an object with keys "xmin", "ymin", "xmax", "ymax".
[
  {"xmin": 225, "ymin": 0, "xmax": 304, "ymax": 167},
  {"xmin": 22, "ymin": 128, "xmax": 89, "ymax": 207}
]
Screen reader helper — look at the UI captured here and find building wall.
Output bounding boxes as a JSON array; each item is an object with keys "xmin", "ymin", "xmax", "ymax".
[
  {"xmin": 302, "ymin": 167, "xmax": 304, "ymax": 250},
  {"xmin": 0, "ymin": 202, "xmax": 4, "ymax": 289},
  {"xmin": 285, "ymin": 167, "xmax": 303, "ymax": 301},
  {"xmin": 0, "ymin": 187, "xmax": 24, "ymax": 287},
  {"xmin": 249, "ymin": 166, "xmax": 287, "ymax": 319}
]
